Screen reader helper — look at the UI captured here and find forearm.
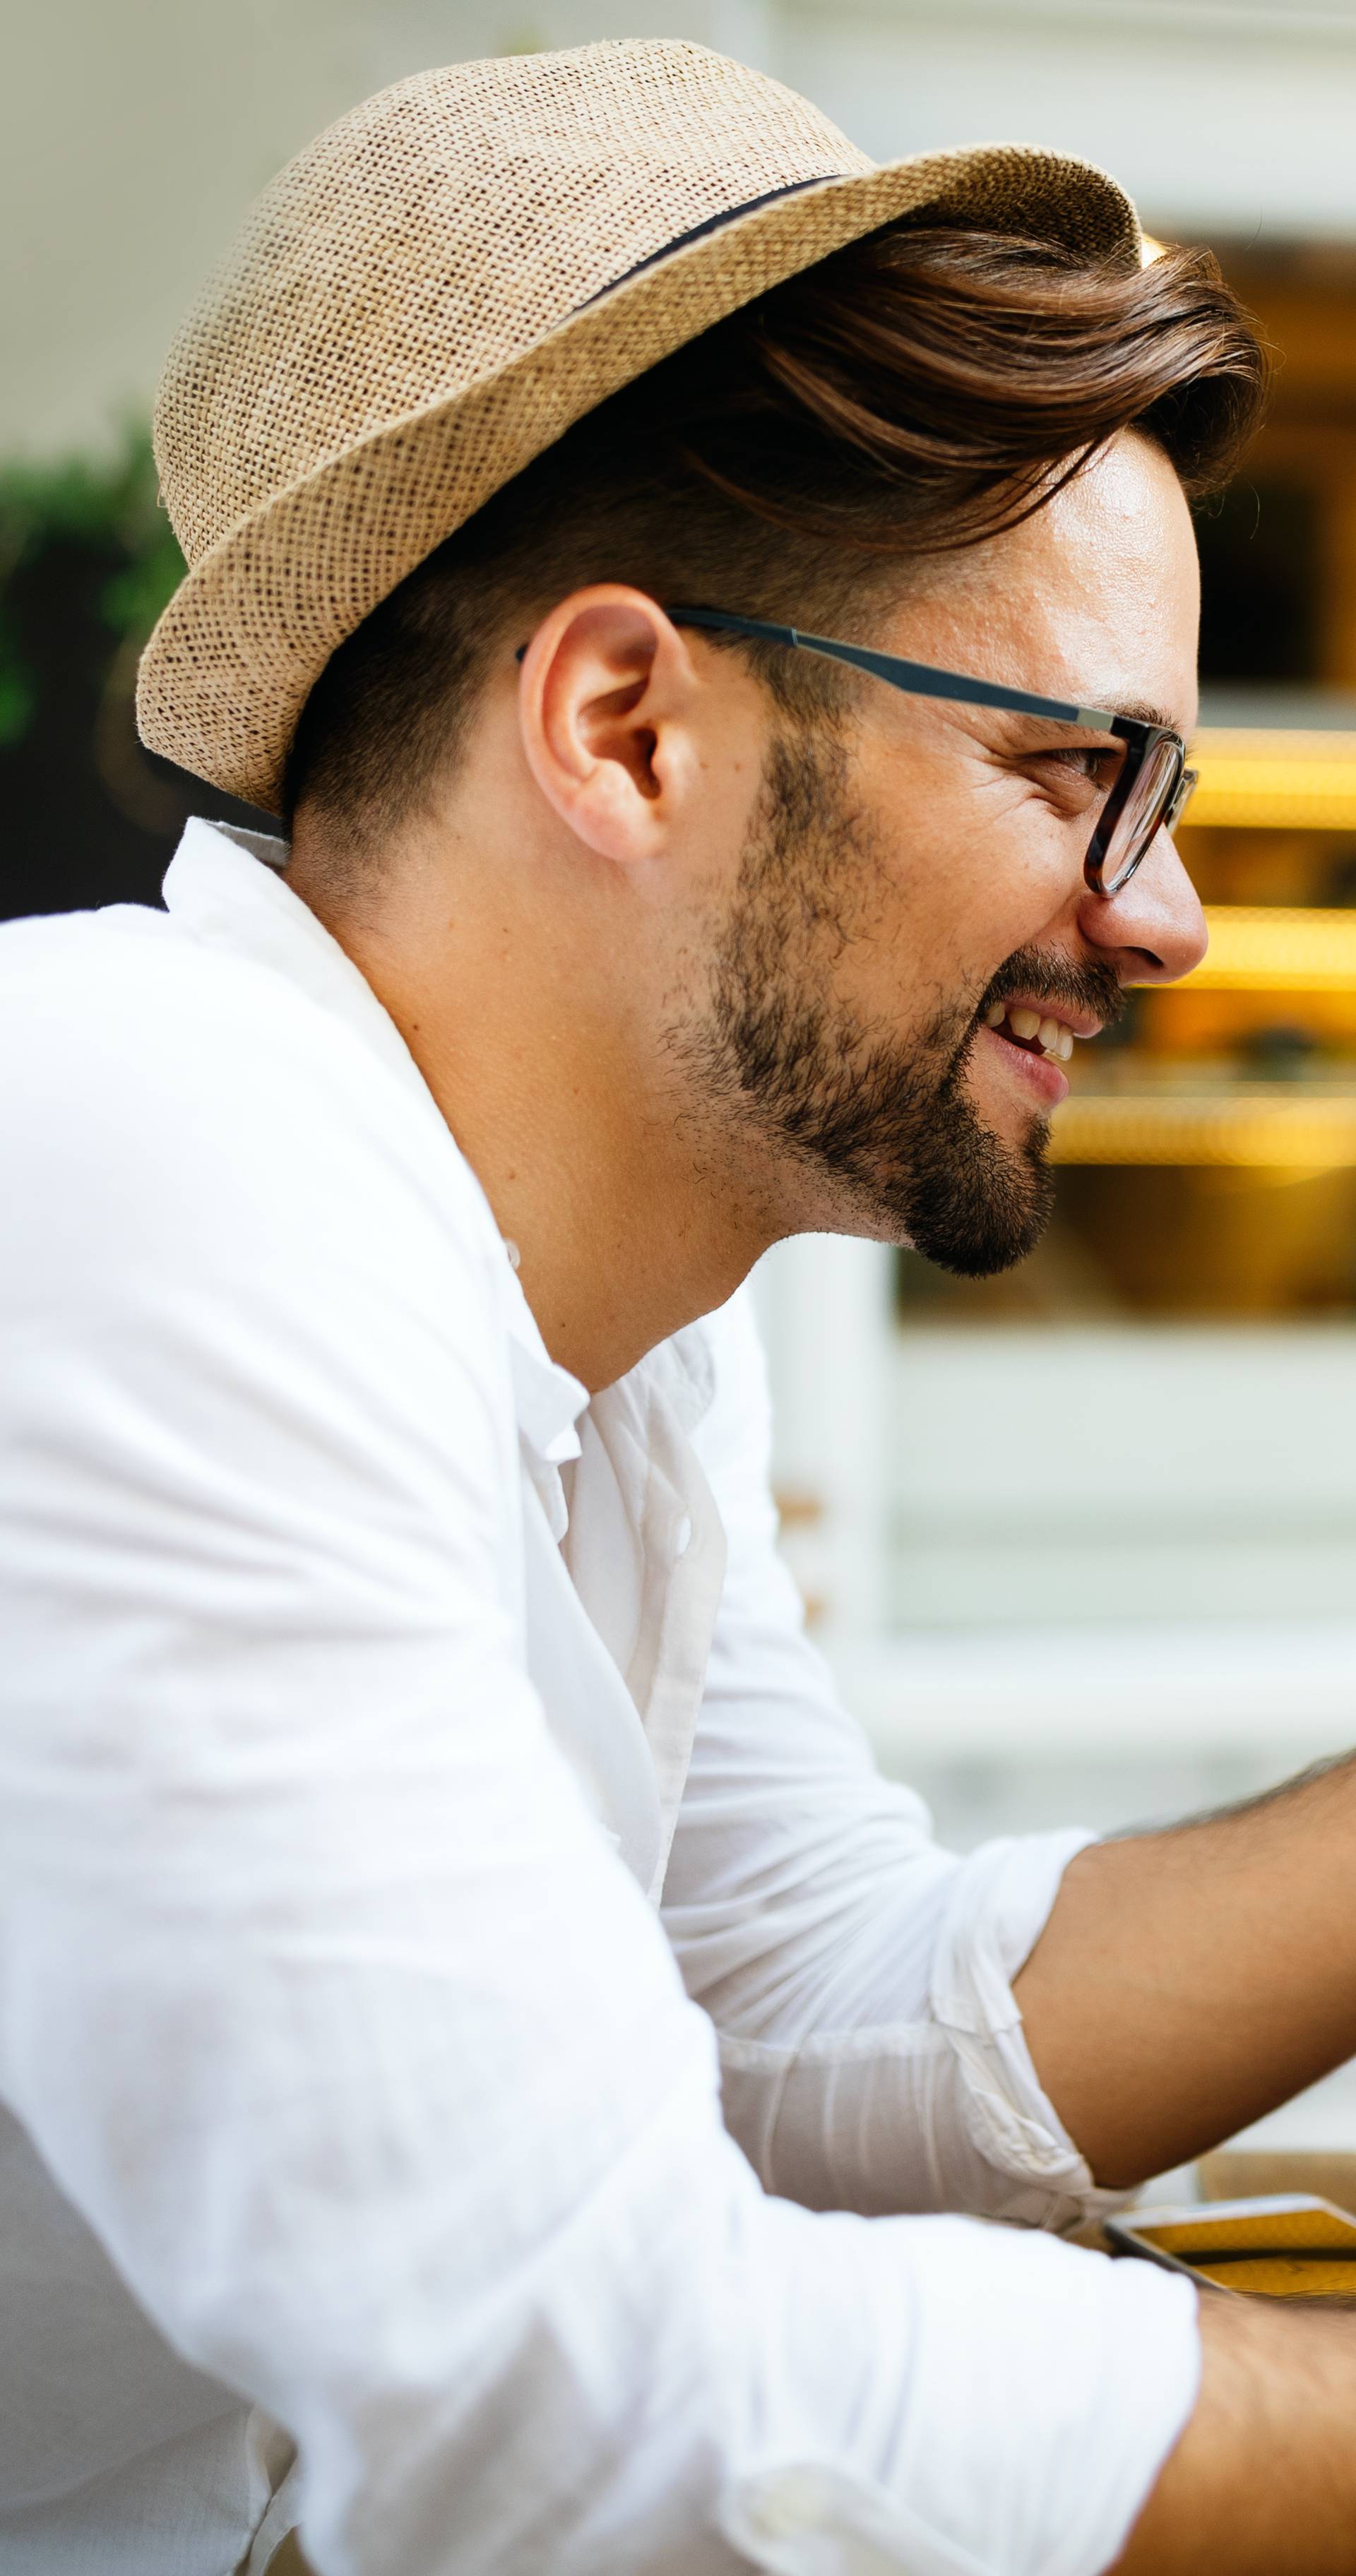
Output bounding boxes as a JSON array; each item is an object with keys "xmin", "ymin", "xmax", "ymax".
[
  {"xmin": 1014, "ymin": 1753, "xmax": 1356, "ymax": 2186},
  {"xmin": 1116, "ymin": 2291, "xmax": 1356, "ymax": 2575}
]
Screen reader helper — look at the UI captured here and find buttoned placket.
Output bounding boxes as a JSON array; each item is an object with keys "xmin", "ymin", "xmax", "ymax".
[
  {"xmin": 504, "ymin": 1261, "xmax": 728, "ymax": 1904},
  {"xmin": 582, "ymin": 1342, "xmax": 729, "ymax": 1902}
]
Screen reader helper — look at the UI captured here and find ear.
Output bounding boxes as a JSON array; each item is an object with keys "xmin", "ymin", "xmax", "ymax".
[{"xmin": 516, "ymin": 585, "xmax": 706, "ymax": 864}]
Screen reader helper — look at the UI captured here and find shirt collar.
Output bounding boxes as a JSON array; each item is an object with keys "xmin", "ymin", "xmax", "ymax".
[
  {"xmin": 503, "ymin": 1275, "xmax": 588, "ymax": 1467},
  {"xmin": 163, "ymin": 817, "xmax": 429, "ymax": 1105},
  {"xmin": 162, "ymin": 818, "xmax": 590, "ymax": 1465}
]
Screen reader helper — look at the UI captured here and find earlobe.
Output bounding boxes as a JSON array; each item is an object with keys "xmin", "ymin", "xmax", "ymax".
[{"xmin": 516, "ymin": 585, "xmax": 696, "ymax": 864}]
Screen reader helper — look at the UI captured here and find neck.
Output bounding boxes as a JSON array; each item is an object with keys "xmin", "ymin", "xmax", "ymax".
[{"xmin": 288, "ymin": 855, "xmax": 773, "ymax": 1392}]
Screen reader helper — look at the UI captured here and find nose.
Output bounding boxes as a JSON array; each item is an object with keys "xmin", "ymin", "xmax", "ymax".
[{"xmin": 1076, "ymin": 823, "xmax": 1208, "ymax": 986}]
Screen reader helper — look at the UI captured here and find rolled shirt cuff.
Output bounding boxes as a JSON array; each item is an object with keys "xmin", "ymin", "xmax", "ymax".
[{"xmin": 929, "ymin": 1827, "xmax": 1127, "ymax": 2230}]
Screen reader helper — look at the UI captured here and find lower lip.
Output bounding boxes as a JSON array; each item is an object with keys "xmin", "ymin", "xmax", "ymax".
[{"xmin": 977, "ymin": 1022, "xmax": 1070, "ymax": 1107}]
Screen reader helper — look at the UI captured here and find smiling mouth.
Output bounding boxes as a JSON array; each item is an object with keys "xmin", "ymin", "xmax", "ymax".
[{"xmin": 982, "ymin": 998, "xmax": 1093, "ymax": 1066}]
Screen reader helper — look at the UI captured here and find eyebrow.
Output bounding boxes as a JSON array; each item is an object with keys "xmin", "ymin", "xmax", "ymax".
[
  {"xmin": 1117, "ymin": 698, "xmax": 1185, "ymax": 734},
  {"xmin": 1018, "ymin": 697, "xmax": 1185, "ymax": 740}
]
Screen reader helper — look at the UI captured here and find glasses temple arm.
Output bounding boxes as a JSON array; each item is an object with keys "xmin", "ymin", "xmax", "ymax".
[{"xmin": 668, "ymin": 607, "xmax": 1115, "ymax": 733}]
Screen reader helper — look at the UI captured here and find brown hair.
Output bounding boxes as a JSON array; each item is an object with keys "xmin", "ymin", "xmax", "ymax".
[{"xmin": 285, "ymin": 222, "xmax": 1266, "ymax": 867}]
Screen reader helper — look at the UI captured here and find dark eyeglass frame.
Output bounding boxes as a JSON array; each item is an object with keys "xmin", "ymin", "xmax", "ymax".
[{"xmin": 669, "ymin": 606, "xmax": 1197, "ymax": 899}]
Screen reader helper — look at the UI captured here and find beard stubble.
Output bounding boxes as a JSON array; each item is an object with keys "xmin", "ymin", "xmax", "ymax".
[{"xmin": 686, "ymin": 722, "xmax": 1119, "ymax": 1277}]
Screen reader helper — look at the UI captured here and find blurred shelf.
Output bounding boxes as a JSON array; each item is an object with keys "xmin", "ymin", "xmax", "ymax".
[
  {"xmin": 1196, "ymin": 693, "xmax": 1356, "ymax": 734},
  {"xmin": 1052, "ymin": 1087, "xmax": 1356, "ymax": 1167},
  {"xmin": 838, "ymin": 1619, "xmax": 1356, "ymax": 1762},
  {"xmin": 1190, "ymin": 729, "xmax": 1356, "ymax": 830},
  {"xmin": 1167, "ymin": 906, "xmax": 1356, "ymax": 993}
]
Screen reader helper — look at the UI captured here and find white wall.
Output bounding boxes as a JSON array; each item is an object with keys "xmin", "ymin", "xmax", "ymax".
[
  {"xmin": 751, "ymin": 1236, "xmax": 895, "ymax": 1646},
  {"xmin": 780, "ymin": 0, "xmax": 1356, "ymax": 244},
  {"xmin": 4, "ymin": 0, "xmax": 374, "ymax": 458},
  {"xmin": 886, "ymin": 1323, "xmax": 1356, "ymax": 1631}
]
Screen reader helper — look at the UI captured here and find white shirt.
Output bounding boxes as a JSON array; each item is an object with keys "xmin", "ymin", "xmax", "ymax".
[{"xmin": 0, "ymin": 820, "xmax": 1199, "ymax": 2576}]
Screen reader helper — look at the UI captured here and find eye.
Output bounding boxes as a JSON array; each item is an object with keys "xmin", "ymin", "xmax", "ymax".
[{"xmin": 1026, "ymin": 744, "xmax": 1121, "ymax": 808}]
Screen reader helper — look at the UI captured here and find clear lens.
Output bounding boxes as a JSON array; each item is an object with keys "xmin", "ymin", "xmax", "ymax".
[{"xmin": 1099, "ymin": 733, "xmax": 1182, "ymax": 895}]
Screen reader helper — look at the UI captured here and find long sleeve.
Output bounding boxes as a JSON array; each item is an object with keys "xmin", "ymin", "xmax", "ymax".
[
  {"xmin": 0, "ymin": 910, "xmax": 1199, "ymax": 2576},
  {"xmin": 667, "ymin": 1288, "xmax": 1112, "ymax": 2231}
]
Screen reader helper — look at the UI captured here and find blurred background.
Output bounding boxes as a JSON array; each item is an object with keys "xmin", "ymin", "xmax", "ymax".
[{"xmin": 6, "ymin": 4, "xmax": 1356, "ymax": 2166}]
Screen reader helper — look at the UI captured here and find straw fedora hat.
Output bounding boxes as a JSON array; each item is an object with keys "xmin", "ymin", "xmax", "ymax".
[{"xmin": 136, "ymin": 38, "xmax": 1139, "ymax": 815}]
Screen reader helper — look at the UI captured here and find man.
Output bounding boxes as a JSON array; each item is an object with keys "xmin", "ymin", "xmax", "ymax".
[{"xmin": 3, "ymin": 35, "xmax": 1355, "ymax": 2576}]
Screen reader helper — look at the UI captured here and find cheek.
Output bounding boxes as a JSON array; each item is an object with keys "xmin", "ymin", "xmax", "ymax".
[
  {"xmin": 958, "ymin": 764, "xmax": 1093, "ymax": 903},
  {"xmin": 861, "ymin": 780, "xmax": 1079, "ymax": 1007}
]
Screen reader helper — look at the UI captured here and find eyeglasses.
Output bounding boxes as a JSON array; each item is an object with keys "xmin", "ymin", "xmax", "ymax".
[{"xmin": 669, "ymin": 606, "xmax": 1197, "ymax": 900}]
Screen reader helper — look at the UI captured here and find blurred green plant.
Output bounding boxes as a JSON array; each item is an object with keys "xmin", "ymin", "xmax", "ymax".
[{"xmin": 0, "ymin": 429, "xmax": 184, "ymax": 748}]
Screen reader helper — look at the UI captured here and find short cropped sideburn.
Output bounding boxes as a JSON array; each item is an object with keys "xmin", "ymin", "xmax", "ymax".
[{"xmin": 285, "ymin": 222, "xmax": 1267, "ymax": 862}]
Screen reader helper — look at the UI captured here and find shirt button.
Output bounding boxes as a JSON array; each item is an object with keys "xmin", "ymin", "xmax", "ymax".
[{"xmin": 674, "ymin": 1513, "xmax": 693, "ymax": 1558}]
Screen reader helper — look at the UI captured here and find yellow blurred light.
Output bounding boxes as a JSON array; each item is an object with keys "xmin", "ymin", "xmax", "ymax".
[
  {"xmin": 1139, "ymin": 232, "xmax": 1167, "ymax": 266},
  {"xmin": 1051, "ymin": 1092, "xmax": 1356, "ymax": 1170},
  {"xmin": 1187, "ymin": 729, "xmax": 1356, "ymax": 831},
  {"xmin": 1173, "ymin": 908, "xmax": 1356, "ymax": 994}
]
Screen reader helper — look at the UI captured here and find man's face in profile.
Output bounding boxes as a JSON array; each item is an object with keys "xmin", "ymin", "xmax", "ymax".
[{"xmin": 681, "ymin": 429, "xmax": 1206, "ymax": 1275}]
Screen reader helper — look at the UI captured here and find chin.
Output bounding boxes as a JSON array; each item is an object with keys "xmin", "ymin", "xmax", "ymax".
[{"xmin": 864, "ymin": 1127, "xmax": 1054, "ymax": 1280}]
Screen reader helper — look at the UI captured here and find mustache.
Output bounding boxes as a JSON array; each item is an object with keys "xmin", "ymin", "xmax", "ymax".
[{"xmin": 971, "ymin": 944, "xmax": 1126, "ymax": 1038}]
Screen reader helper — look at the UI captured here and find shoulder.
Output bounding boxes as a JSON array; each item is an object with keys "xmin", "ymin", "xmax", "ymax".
[
  {"xmin": 0, "ymin": 898, "xmax": 361, "ymax": 1108},
  {"xmin": 0, "ymin": 903, "xmax": 506, "ymax": 1364},
  {"xmin": 2, "ymin": 902, "xmax": 429, "ymax": 1135}
]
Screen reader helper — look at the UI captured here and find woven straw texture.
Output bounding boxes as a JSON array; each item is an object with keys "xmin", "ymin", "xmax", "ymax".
[{"xmin": 138, "ymin": 38, "xmax": 1139, "ymax": 812}]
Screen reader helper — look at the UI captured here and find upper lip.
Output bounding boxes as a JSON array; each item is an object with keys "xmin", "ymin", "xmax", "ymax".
[{"xmin": 989, "ymin": 992, "xmax": 1105, "ymax": 1041}]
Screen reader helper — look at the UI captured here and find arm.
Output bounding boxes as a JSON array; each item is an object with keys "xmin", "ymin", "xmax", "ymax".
[
  {"xmin": 0, "ymin": 927, "xmax": 1200, "ymax": 2576},
  {"xmin": 1014, "ymin": 1756, "xmax": 1356, "ymax": 2186},
  {"xmin": 667, "ymin": 1290, "xmax": 1106, "ymax": 2229},
  {"xmin": 666, "ymin": 1298, "xmax": 1356, "ymax": 2570},
  {"xmin": 1116, "ymin": 2291, "xmax": 1356, "ymax": 2575}
]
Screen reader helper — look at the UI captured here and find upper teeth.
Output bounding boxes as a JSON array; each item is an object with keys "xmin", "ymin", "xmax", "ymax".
[{"xmin": 984, "ymin": 1000, "xmax": 1076, "ymax": 1062}]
